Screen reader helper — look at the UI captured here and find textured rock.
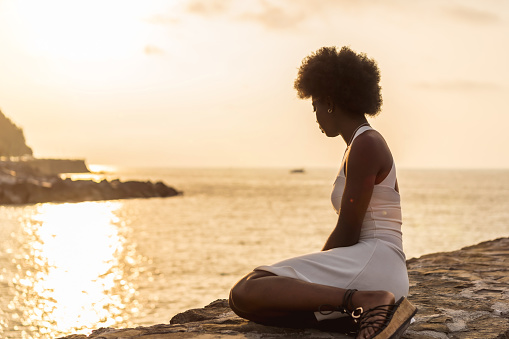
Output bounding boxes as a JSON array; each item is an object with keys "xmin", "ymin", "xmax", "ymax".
[
  {"xmin": 0, "ymin": 158, "xmax": 89, "ymax": 175},
  {"xmin": 59, "ymin": 238, "xmax": 509, "ymax": 339},
  {"xmin": 403, "ymin": 237, "xmax": 509, "ymax": 339},
  {"xmin": 0, "ymin": 109, "xmax": 33, "ymax": 157},
  {"xmin": 0, "ymin": 178, "xmax": 181, "ymax": 204},
  {"xmin": 0, "ymin": 161, "xmax": 182, "ymax": 204}
]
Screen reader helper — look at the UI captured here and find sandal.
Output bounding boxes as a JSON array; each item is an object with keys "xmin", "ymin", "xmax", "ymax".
[
  {"xmin": 358, "ymin": 296, "xmax": 417, "ymax": 339},
  {"xmin": 318, "ymin": 288, "xmax": 363, "ymax": 319},
  {"xmin": 318, "ymin": 290, "xmax": 417, "ymax": 339},
  {"xmin": 317, "ymin": 289, "xmax": 362, "ymax": 334}
]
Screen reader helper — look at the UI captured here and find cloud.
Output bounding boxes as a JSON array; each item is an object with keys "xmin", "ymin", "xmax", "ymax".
[
  {"xmin": 181, "ymin": 0, "xmax": 315, "ymax": 30},
  {"xmin": 442, "ymin": 5, "xmax": 501, "ymax": 25},
  {"xmin": 238, "ymin": 2, "xmax": 306, "ymax": 30},
  {"xmin": 414, "ymin": 80, "xmax": 500, "ymax": 91},
  {"xmin": 186, "ymin": 0, "xmax": 232, "ymax": 15},
  {"xmin": 144, "ymin": 45, "xmax": 165, "ymax": 55},
  {"xmin": 156, "ymin": 0, "xmax": 406, "ymax": 30}
]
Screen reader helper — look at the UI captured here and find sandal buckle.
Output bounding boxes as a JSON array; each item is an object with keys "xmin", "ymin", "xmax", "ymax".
[{"xmin": 351, "ymin": 307, "xmax": 363, "ymax": 319}]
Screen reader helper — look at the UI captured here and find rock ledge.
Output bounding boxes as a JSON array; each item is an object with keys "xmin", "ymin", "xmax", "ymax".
[
  {"xmin": 61, "ymin": 237, "xmax": 509, "ymax": 339},
  {"xmin": 0, "ymin": 160, "xmax": 181, "ymax": 204}
]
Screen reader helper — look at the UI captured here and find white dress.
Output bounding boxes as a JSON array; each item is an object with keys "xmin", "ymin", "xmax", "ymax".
[{"xmin": 255, "ymin": 126, "xmax": 409, "ymax": 319}]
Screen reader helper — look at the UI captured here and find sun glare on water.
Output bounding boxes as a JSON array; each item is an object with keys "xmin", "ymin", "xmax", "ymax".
[{"xmin": 6, "ymin": 202, "xmax": 141, "ymax": 337}]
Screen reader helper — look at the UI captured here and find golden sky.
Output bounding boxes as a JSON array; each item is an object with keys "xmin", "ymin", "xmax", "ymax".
[{"xmin": 0, "ymin": 0, "xmax": 508, "ymax": 168}]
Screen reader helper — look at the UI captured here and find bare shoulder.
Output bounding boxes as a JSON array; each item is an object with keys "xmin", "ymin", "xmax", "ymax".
[
  {"xmin": 351, "ymin": 130, "xmax": 390, "ymax": 156},
  {"xmin": 347, "ymin": 129, "xmax": 393, "ymax": 172}
]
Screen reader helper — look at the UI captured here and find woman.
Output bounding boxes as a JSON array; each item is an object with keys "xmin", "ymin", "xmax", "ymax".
[{"xmin": 229, "ymin": 46, "xmax": 416, "ymax": 339}]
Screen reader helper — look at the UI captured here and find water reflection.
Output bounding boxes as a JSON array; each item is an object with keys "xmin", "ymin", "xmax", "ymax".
[{"xmin": 4, "ymin": 201, "xmax": 141, "ymax": 338}]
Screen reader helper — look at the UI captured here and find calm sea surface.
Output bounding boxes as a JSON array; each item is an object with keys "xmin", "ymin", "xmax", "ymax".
[{"xmin": 1, "ymin": 167, "xmax": 508, "ymax": 338}]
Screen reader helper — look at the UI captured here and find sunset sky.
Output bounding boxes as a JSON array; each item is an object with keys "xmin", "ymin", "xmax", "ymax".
[{"xmin": 0, "ymin": 0, "xmax": 508, "ymax": 169}]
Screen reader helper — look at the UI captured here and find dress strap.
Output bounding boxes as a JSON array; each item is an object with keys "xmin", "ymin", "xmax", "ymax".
[
  {"xmin": 377, "ymin": 161, "xmax": 397, "ymax": 188},
  {"xmin": 339, "ymin": 126, "xmax": 397, "ymax": 189},
  {"xmin": 350, "ymin": 126, "xmax": 373, "ymax": 145},
  {"xmin": 351, "ymin": 126, "xmax": 397, "ymax": 188},
  {"xmin": 338, "ymin": 126, "xmax": 373, "ymax": 177}
]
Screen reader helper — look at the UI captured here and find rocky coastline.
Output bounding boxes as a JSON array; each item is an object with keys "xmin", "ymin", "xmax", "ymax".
[
  {"xmin": 0, "ymin": 159, "xmax": 181, "ymax": 204},
  {"xmin": 60, "ymin": 237, "xmax": 509, "ymax": 339},
  {"xmin": 0, "ymin": 158, "xmax": 90, "ymax": 175}
]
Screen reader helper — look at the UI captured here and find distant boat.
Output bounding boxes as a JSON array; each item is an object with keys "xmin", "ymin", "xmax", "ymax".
[{"xmin": 290, "ymin": 168, "xmax": 305, "ymax": 174}]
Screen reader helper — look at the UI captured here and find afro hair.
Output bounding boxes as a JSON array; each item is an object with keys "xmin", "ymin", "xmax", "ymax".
[{"xmin": 294, "ymin": 46, "xmax": 382, "ymax": 116}]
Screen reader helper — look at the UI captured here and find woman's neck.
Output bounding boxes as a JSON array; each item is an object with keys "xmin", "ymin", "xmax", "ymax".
[{"xmin": 338, "ymin": 116, "xmax": 369, "ymax": 146}]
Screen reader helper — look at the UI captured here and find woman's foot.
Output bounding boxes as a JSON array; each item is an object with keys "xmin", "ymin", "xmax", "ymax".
[{"xmin": 351, "ymin": 290, "xmax": 395, "ymax": 339}]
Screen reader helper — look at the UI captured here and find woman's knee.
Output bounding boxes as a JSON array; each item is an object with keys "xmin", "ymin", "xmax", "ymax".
[
  {"xmin": 229, "ymin": 271, "xmax": 258, "ymax": 310},
  {"xmin": 229, "ymin": 270, "xmax": 274, "ymax": 313}
]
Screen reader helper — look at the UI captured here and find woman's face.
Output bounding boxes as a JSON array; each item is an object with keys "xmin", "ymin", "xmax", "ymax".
[{"xmin": 312, "ymin": 97, "xmax": 339, "ymax": 137}]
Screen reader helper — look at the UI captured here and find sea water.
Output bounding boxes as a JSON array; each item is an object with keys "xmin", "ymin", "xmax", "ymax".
[{"xmin": 0, "ymin": 167, "xmax": 508, "ymax": 338}]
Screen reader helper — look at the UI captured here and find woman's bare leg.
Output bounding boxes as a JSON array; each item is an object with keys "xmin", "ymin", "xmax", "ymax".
[{"xmin": 229, "ymin": 270, "xmax": 395, "ymax": 338}]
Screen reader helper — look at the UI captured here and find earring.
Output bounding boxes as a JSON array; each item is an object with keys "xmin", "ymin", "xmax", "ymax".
[{"xmin": 328, "ymin": 108, "xmax": 333, "ymax": 114}]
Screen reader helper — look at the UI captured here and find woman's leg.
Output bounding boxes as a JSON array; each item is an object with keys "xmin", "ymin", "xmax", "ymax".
[{"xmin": 229, "ymin": 270, "xmax": 395, "ymax": 338}]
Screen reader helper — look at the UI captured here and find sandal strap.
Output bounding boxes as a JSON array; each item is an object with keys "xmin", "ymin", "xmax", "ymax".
[
  {"xmin": 317, "ymin": 289, "xmax": 363, "ymax": 321},
  {"xmin": 341, "ymin": 289, "xmax": 357, "ymax": 313},
  {"xmin": 358, "ymin": 304, "xmax": 396, "ymax": 332},
  {"xmin": 342, "ymin": 289, "xmax": 363, "ymax": 320}
]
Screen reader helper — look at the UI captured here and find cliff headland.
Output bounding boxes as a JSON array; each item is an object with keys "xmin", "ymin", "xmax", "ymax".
[
  {"xmin": 0, "ymin": 109, "xmax": 181, "ymax": 204},
  {"xmin": 60, "ymin": 237, "xmax": 509, "ymax": 339}
]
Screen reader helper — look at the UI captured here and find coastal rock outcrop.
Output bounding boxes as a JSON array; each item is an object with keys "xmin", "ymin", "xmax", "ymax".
[
  {"xmin": 0, "ymin": 110, "xmax": 181, "ymax": 204},
  {"xmin": 0, "ymin": 109, "xmax": 33, "ymax": 157},
  {"xmin": 60, "ymin": 237, "xmax": 509, "ymax": 339},
  {"xmin": 0, "ymin": 158, "xmax": 90, "ymax": 175},
  {"xmin": 0, "ymin": 160, "xmax": 181, "ymax": 204},
  {"xmin": 0, "ymin": 177, "xmax": 181, "ymax": 205}
]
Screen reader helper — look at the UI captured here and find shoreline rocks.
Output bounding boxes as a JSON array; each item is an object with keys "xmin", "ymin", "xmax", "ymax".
[
  {"xmin": 0, "ymin": 159, "xmax": 181, "ymax": 205},
  {"xmin": 0, "ymin": 158, "xmax": 90, "ymax": 176},
  {"xmin": 60, "ymin": 237, "xmax": 509, "ymax": 339},
  {"xmin": 0, "ymin": 178, "xmax": 181, "ymax": 205}
]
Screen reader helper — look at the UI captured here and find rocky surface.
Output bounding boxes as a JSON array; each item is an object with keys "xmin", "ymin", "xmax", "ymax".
[
  {"xmin": 0, "ymin": 158, "xmax": 90, "ymax": 175},
  {"xmin": 0, "ymin": 109, "xmax": 33, "ymax": 157},
  {"xmin": 0, "ymin": 177, "xmax": 181, "ymax": 204},
  {"xmin": 60, "ymin": 237, "xmax": 509, "ymax": 339},
  {"xmin": 0, "ymin": 160, "xmax": 181, "ymax": 204}
]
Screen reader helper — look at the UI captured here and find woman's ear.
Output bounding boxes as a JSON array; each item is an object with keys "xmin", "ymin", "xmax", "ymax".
[{"xmin": 326, "ymin": 96, "xmax": 334, "ymax": 113}]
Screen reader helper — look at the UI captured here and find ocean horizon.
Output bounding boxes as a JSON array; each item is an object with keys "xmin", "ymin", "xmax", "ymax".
[{"xmin": 1, "ymin": 167, "xmax": 508, "ymax": 338}]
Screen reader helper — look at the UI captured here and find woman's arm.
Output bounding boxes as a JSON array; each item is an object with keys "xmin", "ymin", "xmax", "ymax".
[{"xmin": 322, "ymin": 133, "xmax": 384, "ymax": 250}]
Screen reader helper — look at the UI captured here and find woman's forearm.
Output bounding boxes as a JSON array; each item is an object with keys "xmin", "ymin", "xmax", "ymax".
[
  {"xmin": 322, "ymin": 229, "xmax": 345, "ymax": 251},
  {"xmin": 322, "ymin": 216, "xmax": 362, "ymax": 251}
]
